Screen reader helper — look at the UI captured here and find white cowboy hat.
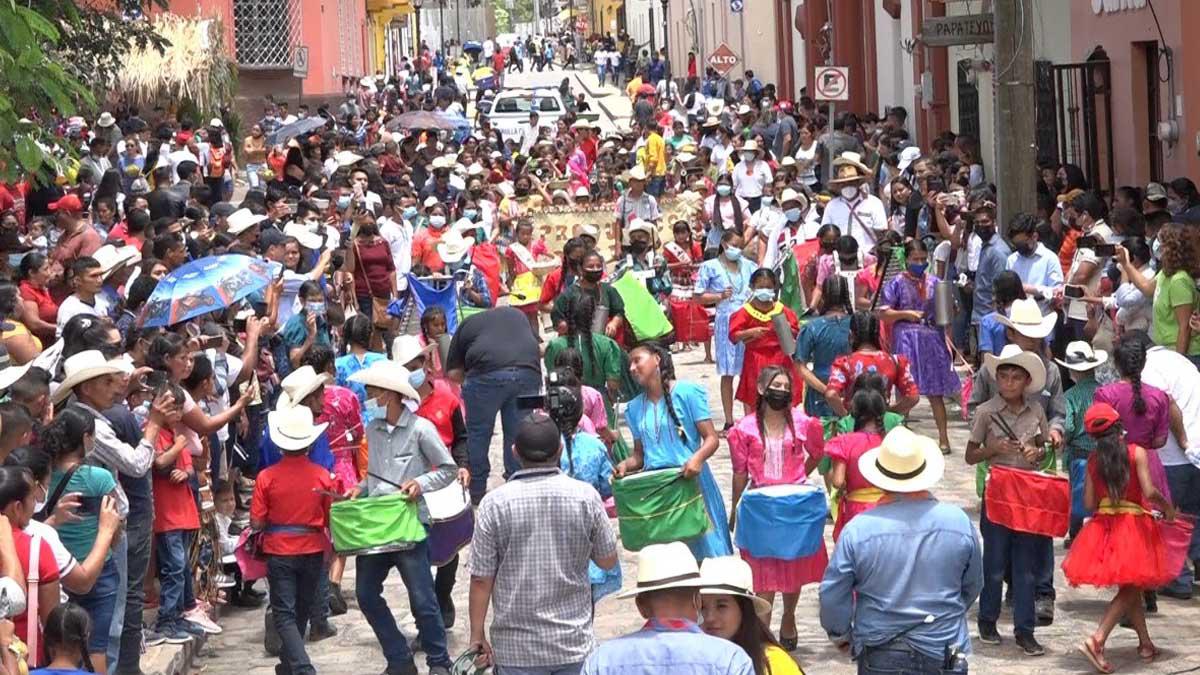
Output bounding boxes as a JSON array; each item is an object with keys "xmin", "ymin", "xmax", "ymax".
[
  {"xmin": 334, "ymin": 150, "xmax": 364, "ymax": 167},
  {"xmin": 698, "ymin": 556, "xmax": 772, "ymax": 615},
  {"xmin": 348, "ymin": 361, "xmax": 420, "ymax": 400},
  {"xmin": 276, "ymin": 365, "xmax": 332, "ymax": 408},
  {"xmin": 897, "ymin": 146, "xmax": 922, "ymax": 172},
  {"xmin": 617, "ymin": 541, "xmax": 706, "ymax": 599},
  {"xmin": 701, "ymin": 116, "xmax": 722, "ymax": 129},
  {"xmin": 92, "ymin": 244, "xmax": 141, "ymax": 280},
  {"xmin": 778, "ymin": 188, "xmax": 809, "ymax": 212},
  {"xmin": 736, "ymin": 104, "xmax": 753, "ymax": 116},
  {"xmin": 467, "ymin": 163, "xmax": 485, "ymax": 176},
  {"xmin": 741, "ymin": 140, "xmax": 759, "ymax": 153},
  {"xmin": 437, "ymin": 230, "xmax": 474, "ymax": 264},
  {"xmin": 1054, "ymin": 340, "xmax": 1108, "ymax": 372},
  {"xmin": 227, "ymin": 208, "xmax": 267, "ymax": 235},
  {"xmin": 780, "ymin": 156, "xmax": 796, "ymax": 167},
  {"xmin": 627, "ymin": 219, "xmax": 655, "ymax": 237},
  {"xmin": 52, "ymin": 350, "xmax": 132, "ymax": 404},
  {"xmin": 282, "ymin": 222, "xmax": 324, "ymax": 250},
  {"xmin": 267, "ymin": 404, "xmax": 329, "ymax": 452},
  {"xmin": 575, "ymin": 224, "xmax": 599, "ymax": 239},
  {"xmin": 95, "ymin": 112, "xmax": 116, "ymax": 128},
  {"xmin": 996, "ymin": 297, "xmax": 1058, "ymax": 339},
  {"xmin": 209, "ymin": 118, "xmax": 225, "ymax": 129},
  {"xmin": 858, "ymin": 426, "xmax": 945, "ymax": 494},
  {"xmin": 571, "ymin": 119, "xmax": 593, "ymax": 130},
  {"xmin": 391, "ymin": 335, "xmax": 436, "ymax": 366},
  {"xmin": 627, "ymin": 166, "xmax": 648, "ymax": 182},
  {"xmin": 828, "ymin": 151, "xmax": 873, "ymax": 185},
  {"xmin": 704, "ymin": 99, "xmax": 725, "ymax": 118},
  {"xmin": 984, "ymin": 344, "xmax": 1047, "ymax": 395},
  {"xmin": 423, "ymin": 196, "xmax": 441, "ymax": 208},
  {"xmin": 0, "ymin": 363, "xmax": 32, "ymax": 393}
]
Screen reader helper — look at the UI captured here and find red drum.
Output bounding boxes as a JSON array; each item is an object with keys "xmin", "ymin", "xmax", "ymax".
[
  {"xmin": 1161, "ymin": 515, "xmax": 1196, "ymax": 575},
  {"xmin": 985, "ymin": 465, "xmax": 1069, "ymax": 537},
  {"xmin": 426, "ymin": 483, "xmax": 474, "ymax": 566},
  {"xmin": 668, "ymin": 295, "xmax": 711, "ymax": 342}
]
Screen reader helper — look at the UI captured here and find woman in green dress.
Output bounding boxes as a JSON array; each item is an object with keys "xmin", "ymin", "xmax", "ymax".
[{"xmin": 550, "ymin": 249, "xmax": 629, "ymax": 345}]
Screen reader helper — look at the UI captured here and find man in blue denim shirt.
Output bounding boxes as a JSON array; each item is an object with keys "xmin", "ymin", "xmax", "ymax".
[{"xmin": 820, "ymin": 427, "xmax": 983, "ymax": 675}]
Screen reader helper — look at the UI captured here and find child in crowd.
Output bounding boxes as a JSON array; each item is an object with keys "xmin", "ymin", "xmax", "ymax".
[
  {"xmin": 826, "ymin": 388, "xmax": 888, "ymax": 541},
  {"xmin": 213, "ymin": 479, "xmax": 264, "ymax": 608},
  {"xmin": 32, "ymin": 603, "xmax": 94, "ymax": 675}
]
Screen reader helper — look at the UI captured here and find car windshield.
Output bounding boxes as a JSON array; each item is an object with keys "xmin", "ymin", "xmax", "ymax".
[{"xmin": 492, "ymin": 95, "xmax": 560, "ymax": 115}]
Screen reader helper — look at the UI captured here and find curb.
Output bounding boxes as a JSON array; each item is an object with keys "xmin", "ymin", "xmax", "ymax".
[
  {"xmin": 570, "ymin": 71, "xmax": 629, "ymax": 128},
  {"xmin": 140, "ymin": 633, "xmax": 207, "ymax": 675}
]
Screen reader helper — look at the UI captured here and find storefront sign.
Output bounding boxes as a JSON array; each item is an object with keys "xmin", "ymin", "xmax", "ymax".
[
  {"xmin": 920, "ymin": 13, "xmax": 994, "ymax": 47},
  {"xmin": 1092, "ymin": 0, "xmax": 1147, "ymax": 15}
]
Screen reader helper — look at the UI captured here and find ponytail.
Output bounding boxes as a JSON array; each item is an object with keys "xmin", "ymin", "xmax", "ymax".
[
  {"xmin": 635, "ymin": 342, "xmax": 688, "ymax": 444},
  {"xmin": 1114, "ymin": 338, "xmax": 1148, "ymax": 415},
  {"xmin": 1093, "ymin": 423, "xmax": 1129, "ymax": 503}
]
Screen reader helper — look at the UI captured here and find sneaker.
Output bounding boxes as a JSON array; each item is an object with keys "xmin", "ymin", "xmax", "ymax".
[
  {"xmin": 155, "ymin": 624, "xmax": 194, "ymax": 644},
  {"xmin": 183, "ymin": 608, "xmax": 222, "ymax": 635},
  {"xmin": 1015, "ymin": 632, "xmax": 1045, "ymax": 656},
  {"xmin": 1034, "ymin": 597, "xmax": 1055, "ymax": 626},
  {"xmin": 215, "ymin": 573, "xmax": 237, "ymax": 589},
  {"xmin": 428, "ymin": 666, "xmax": 451, "ymax": 675},
  {"xmin": 307, "ymin": 619, "xmax": 337, "ymax": 642},
  {"xmin": 977, "ymin": 621, "xmax": 1001, "ymax": 645},
  {"xmin": 176, "ymin": 620, "xmax": 206, "ymax": 637},
  {"xmin": 142, "ymin": 627, "xmax": 168, "ymax": 647},
  {"xmin": 382, "ymin": 661, "xmax": 418, "ymax": 675}
]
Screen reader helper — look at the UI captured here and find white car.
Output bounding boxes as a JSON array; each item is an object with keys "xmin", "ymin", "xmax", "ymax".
[{"xmin": 481, "ymin": 88, "xmax": 598, "ymax": 143}]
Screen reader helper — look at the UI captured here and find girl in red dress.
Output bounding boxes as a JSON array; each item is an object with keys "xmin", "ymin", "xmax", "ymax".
[
  {"xmin": 1064, "ymin": 403, "xmax": 1177, "ymax": 673},
  {"xmin": 662, "ymin": 221, "xmax": 712, "ymax": 357},
  {"xmin": 728, "ymin": 268, "xmax": 802, "ymax": 409}
]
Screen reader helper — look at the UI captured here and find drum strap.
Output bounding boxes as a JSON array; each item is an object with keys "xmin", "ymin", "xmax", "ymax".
[
  {"xmin": 1095, "ymin": 499, "xmax": 1145, "ymax": 516},
  {"xmin": 621, "ymin": 494, "xmax": 704, "ymax": 521},
  {"xmin": 265, "ymin": 524, "xmax": 324, "ymax": 534}
]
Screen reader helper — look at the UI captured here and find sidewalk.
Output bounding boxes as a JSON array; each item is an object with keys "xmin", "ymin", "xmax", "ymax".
[{"xmin": 570, "ymin": 69, "xmax": 634, "ymax": 132}]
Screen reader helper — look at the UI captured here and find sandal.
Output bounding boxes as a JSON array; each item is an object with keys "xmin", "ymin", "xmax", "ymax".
[
  {"xmin": 1137, "ymin": 642, "xmax": 1159, "ymax": 662},
  {"xmin": 940, "ymin": 444, "xmax": 952, "ymax": 456},
  {"xmin": 779, "ymin": 634, "xmax": 798, "ymax": 652},
  {"xmin": 1079, "ymin": 636, "xmax": 1114, "ymax": 674}
]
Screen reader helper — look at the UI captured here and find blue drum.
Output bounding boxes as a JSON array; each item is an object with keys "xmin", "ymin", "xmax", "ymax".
[
  {"xmin": 426, "ymin": 483, "xmax": 474, "ymax": 566},
  {"xmin": 735, "ymin": 484, "xmax": 827, "ymax": 560}
]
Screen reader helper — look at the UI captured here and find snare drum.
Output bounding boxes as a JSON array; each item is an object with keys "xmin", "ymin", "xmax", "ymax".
[
  {"xmin": 612, "ymin": 468, "xmax": 709, "ymax": 552},
  {"xmin": 984, "ymin": 465, "xmax": 1069, "ymax": 537},
  {"xmin": 330, "ymin": 494, "xmax": 427, "ymax": 555},
  {"xmin": 735, "ymin": 484, "xmax": 827, "ymax": 560},
  {"xmin": 426, "ymin": 483, "xmax": 474, "ymax": 566}
]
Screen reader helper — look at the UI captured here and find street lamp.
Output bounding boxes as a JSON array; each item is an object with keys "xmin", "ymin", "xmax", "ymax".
[{"xmin": 412, "ymin": 0, "xmax": 424, "ymax": 61}]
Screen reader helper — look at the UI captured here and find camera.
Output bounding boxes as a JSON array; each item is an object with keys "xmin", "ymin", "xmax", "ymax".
[{"xmin": 516, "ymin": 371, "xmax": 580, "ymax": 435}]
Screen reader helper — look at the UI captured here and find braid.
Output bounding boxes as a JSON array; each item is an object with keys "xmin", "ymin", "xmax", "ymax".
[
  {"xmin": 849, "ymin": 311, "xmax": 880, "ymax": 350},
  {"xmin": 1114, "ymin": 338, "xmax": 1148, "ymax": 415},
  {"xmin": 571, "ymin": 293, "xmax": 600, "ymax": 383},
  {"xmin": 645, "ymin": 342, "xmax": 688, "ymax": 443}
]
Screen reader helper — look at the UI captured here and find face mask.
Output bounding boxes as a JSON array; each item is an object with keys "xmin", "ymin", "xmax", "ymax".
[
  {"xmin": 741, "ymin": 152, "xmax": 755, "ymax": 162},
  {"xmin": 784, "ymin": 208, "xmax": 802, "ymax": 223},
  {"xmin": 402, "ymin": 206, "xmax": 418, "ymax": 221},
  {"xmin": 364, "ymin": 396, "xmax": 387, "ymax": 420},
  {"xmin": 1016, "ymin": 240, "xmax": 1036, "ymax": 256},
  {"xmin": 752, "ymin": 288, "xmax": 775, "ymax": 303},
  {"xmin": 629, "ymin": 240, "xmax": 648, "ymax": 254},
  {"xmin": 976, "ymin": 227, "xmax": 995, "ymax": 242},
  {"xmin": 761, "ymin": 196, "xmax": 774, "ymax": 206},
  {"xmin": 840, "ymin": 186, "xmax": 859, "ymax": 200},
  {"xmin": 764, "ymin": 389, "xmax": 791, "ymax": 411},
  {"xmin": 463, "ymin": 209, "xmax": 479, "ymax": 222},
  {"xmin": 907, "ymin": 262, "xmax": 928, "ymax": 276},
  {"xmin": 408, "ymin": 368, "xmax": 427, "ymax": 389},
  {"xmin": 337, "ymin": 195, "xmax": 352, "ymax": 210},
  {"xmin": 429, "ymin": 215, "xmax": 447, "ymax": 228},
  {"xmin": 1152, "ymin": 236, "xmax": 1162, "ymax": 260},
  {"xmin": 582, "ymin": 269, "xmax": 603, "ymax": 283},
  {"xmin": 305, "ymin": 302, "xmax": 325, "ymax": 316},
  {"xmin": 723, "ymin": 246, "xmax": 742, "ymax": 261}
]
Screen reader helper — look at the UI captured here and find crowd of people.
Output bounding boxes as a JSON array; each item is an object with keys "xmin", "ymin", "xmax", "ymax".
[{"xmin": 0, "ymin": 27, "xmax": 1196, "ymax": 675}]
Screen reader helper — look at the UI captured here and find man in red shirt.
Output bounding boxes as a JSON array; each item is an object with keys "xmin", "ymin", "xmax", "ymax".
[
  {"xmin": 251, "ymin": 405, "xmax": 335, "ymax": 675},
  {"xmin": 574, "ymin": 121, "xmax": 598, "ymax": 170},
  {"xmin": 48, "ymin": 195, "xmax": 102, "ymax": 266}
]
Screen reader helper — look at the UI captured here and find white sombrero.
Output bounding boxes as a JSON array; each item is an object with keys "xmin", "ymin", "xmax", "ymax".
[
  {"xmin": 617, "ymin": 541, "xmax": 706, "ymax": 599},
  {"xmin": 996, "ymin": 297, "xmax": 1058, "ymax": 339},
  {"xmin": 984, "ymin": 344, "xmax": 1047, "ymax": 395},
  {"xmin": 268, "ymin": 404, "xmax": 329, "ymax": 451}
]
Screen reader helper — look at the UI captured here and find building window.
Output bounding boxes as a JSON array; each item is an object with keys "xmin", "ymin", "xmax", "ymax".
[{"xmin": 233, "ymin": 0, "xmax": 302, "ymax": 69}]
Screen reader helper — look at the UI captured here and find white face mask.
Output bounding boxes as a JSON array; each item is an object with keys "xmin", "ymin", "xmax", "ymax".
[{"xmin": 840, "ymin": 185, "xmax": 860, "ymax": 200}]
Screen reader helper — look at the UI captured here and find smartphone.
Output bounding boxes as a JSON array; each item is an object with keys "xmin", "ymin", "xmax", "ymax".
[
  {"xmin": 1063, "ymin": 284, "xmax": 1085, "ymax": 299},
  {"xmin": 1076, "ymin": 235, "xmax": 1101, "ymax": 249},
  {"xmin": 1093, "ymin": 243, "xmax": 1117, "ymax": 256}
]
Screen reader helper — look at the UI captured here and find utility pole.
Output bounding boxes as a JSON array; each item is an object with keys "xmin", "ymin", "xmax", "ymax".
[{"xmin": 993, "ymin": 0, "xmax": 1037, "ymax": 234}]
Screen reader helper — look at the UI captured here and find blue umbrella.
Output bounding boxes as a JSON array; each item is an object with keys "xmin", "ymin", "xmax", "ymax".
[
  {"xmin": 462, "ymin": 41, "xmax": 482, "ymax": 53},
  {"xmin": 267, "ymin": 117, "xmax": 328, "ymax": 146},
  {"xmin": 142, "ymin": 254, "xmax": 282, "ymax": 327}
]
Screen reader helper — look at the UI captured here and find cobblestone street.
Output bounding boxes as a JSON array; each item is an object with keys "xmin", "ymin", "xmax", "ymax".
[{"xmin": 201, "ymin": 348, "xmax": 1200, "ymax": 674}]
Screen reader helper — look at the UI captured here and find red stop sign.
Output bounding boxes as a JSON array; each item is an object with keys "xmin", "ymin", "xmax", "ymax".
[{"xmin": 706, "ymin": 43, "xmax": 740, "ymax": 77}]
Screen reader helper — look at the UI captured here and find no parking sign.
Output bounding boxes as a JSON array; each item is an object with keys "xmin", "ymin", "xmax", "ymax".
[{"xmin": 814, "ymin": 66, "xmax": 849, "ymax": 101}]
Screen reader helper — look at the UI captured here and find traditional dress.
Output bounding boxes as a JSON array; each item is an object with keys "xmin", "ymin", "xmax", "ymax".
[
  {"xmin": 881, "ymin": 272, "xmax": 960, "ymax": 396},
  {"xmin": 335, "ymin": 350, "xmax": 388, "ymax": 424},
  {"xmin": 663, "ymin": 240, "xmax": 711, "ymax": 343},
  {"xmin": 319, "ymin": 384, "xmax": 365, "ymax": 490},
  {"xmin": 560, "ymin": 430, "xmax": 622, "ymax": 602},
  {"xmin": 1093, "ymin": 381, "xmax": 1174, "ymax": 503},
  {"xmin": 695, "ymin": 257, "xmax": 755, "ymax": 377},
  {"xmin": 825, "ymin": 350, "xmax": 919, "ymax": 412},
  {"xmin": 727, "ymin": 301, "xmax": 802, "ymax": 407},
  {"xmin": 794, "ymin": 313, "xmax": 851, "ymax": 418},
  {"xmin": 626, "ymin": 381, "xmax": 733, "ymax": 560},
  {"xmin": 1061, "ymin": 444, "xmax": 1177, "ymax": 589},
  {"xmin": 824, "ymin": 430, "xmax": 884, "ymax": 541},
  {"xmin": 729, "ymin": 411, "xmax": 828, "ymax": 591}
]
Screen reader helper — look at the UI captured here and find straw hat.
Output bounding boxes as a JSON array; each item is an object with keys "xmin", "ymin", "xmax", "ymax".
[
  {"xmin": 780, "ymin": 156, "xmax": 796, "ymax": 167},
  {"xmin": 575, "ymin": 224, "xmax": 599, "ymax": 239},
  {"xmin": 391, "ymin": 335, "xmax": 436, "ymax": 366},
  {"xmin": 627, "ymin": 219, "xmax": 655, "ymax": 237},
  {"xmin": 741, "ymin": 140, "xmax": 759, "ymax": 154},
  {"xmin": 276, "ymin": 366, "xmax": 332, "ymax": 408},
  {"xmin": 617, "ymin": 542, "xmax": 705, "ymax": 599},
  {"xmin": 858, "ymin": 426, "xmax": 945, "ymax": 493},
  {"xmin": 93, "ymin": 245, "xmax": 141, "ymax": 281},
  {"xmin": 348, "ymin": 361, "xmax": 420, "ymax": 400},
  {"xmin": 268, "ymin": 404, "xmax": 329, "ymax": 452},
  {"xmin": 1054, "ymin": 340, "xmax": 1108, "ymax": 372},
  {"xmin": 828, "ymin": 152, "xmax": 873, "ymax": 185},
  {"xmin": 334, "ymin": 150, "xmax": 364, "ymax": 167},
  {"xmin": 736, "ymin": 104, "xmax": 753, "ymax": 116},
  {"xmin": 227, "ymin": 209, "xmax": 267, "ymax": 235},
  {"xmin": 704, "ymin": 99, "xmax": 725, "ymax": 118},
  {"xmin": 701, "ymin": 116, "xmax": 721, "ymax": 129},
  {"xmin": 996, "ymin": 297, "xmax": 1058, "ymax": 339},
  {"xmin": 52, "ymin": 350, "xmax": 131, "ymax": 404},
  {"xmin": 699, "ymin": 556, "xmax": 772, "ymax": 615},
  {"xmin": 778, "ymin": 188, "xmax": 809, "ymax": 212},
  {"xmin": 95, "ymin": 112, "xmax": 116, "ymax": 128},
  {"xmin": 437, "ymin": 230, "xmax": 474, "ymax": 264},
  {"xmin": 282, "ymin": 222, "xmax": 323, "ymax": 250},
  {"xmin": 627, "ymin": 166, "xmax": 648, "ymax": 182},
  {"xmin": 984, "ymin": 344, "xmax": 1047, "ymax": 395}
]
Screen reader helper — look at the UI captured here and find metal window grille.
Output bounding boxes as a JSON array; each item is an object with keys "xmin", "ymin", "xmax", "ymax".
[{"xmin": 233, "ymin": 0, "xmax": 302, "ymax": 69}]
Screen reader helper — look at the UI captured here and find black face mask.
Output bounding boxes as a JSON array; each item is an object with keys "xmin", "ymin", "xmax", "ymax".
[
  {"xmin": 582, "ymin": 269, "xmax": 603, "ymax": 283},
  {"xmin": 764, "ymin": 389, "xmax": 792, "ymax": 411},
  {"xmin": 629, "ymin": 241, "xmax": 649, "ymax": 255},
  {"xmin": 1015, "ymin": 240, "xmax": 1036, "ymax": 256},
  {"xmin": 976, "ymin": 227, "xmax": 995, "ymax": 242}
]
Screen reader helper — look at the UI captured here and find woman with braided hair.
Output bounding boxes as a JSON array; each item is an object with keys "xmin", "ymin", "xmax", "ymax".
[
  {"xmin": 614, "ymin": 342, "xmax": 733, "ymax": 560},
  {"xmin": 543, "ymin": 293, "xmax": 626, "ymax": 444},
  {"xmin": 1094, "ymin": 335, "xmax": 1186, "ymax": 504}
]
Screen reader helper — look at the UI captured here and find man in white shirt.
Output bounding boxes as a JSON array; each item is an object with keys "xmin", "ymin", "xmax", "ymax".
[
  {"xmin": 821, "ymin": 152, "xmax": 888, "ymax": 250},
  {"xmin": 762, "ymin": 189, "xmax": 811, "ymax": 271},
  {"xmin": 1063, "ymin": 193, "xmax": 1114, "ymax": 328},
  {"xmin": 731, "ymin": 140, "xmax": 772, "ymax": 211},
  {"xmin": 56, "ymin": 257, "xmax": 112, "ymax": 338},
  {"xmin": 379, "ymin": 199, "xmax": 415, "ymax": 292}
]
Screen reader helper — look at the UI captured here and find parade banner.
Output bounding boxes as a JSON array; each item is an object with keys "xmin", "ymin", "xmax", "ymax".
[{"xmin": 526, "ymin": 193, "xmax": 705, "ymax": 258}]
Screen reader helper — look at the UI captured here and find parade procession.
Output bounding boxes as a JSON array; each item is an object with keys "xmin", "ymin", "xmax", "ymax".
[{"xmin": 1, "ymin": 0, "xmax": 1200, "ymax": 673}]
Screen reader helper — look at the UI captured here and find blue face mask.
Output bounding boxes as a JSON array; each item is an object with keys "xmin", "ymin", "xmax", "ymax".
[
  {"xmin": 723, "ymin": 246, "xmax": 742, "ymax": 261},
  {"xmin": 408, "ymin": 368, "xmax": 427, "ymax": 389},
  {"xmin": 908, "ymin": 262, "xmax": 928, "ymax": 276},
  {"xmin": 716, "ymin": 185, "xmax": 732, "ymax": 197},
  {"xmin": 337, "ymin": 195, "xmax": 352, "ymax": 210},
  {"xmin": 784, "ymin": 208, "xmax": 802, "ymax": 223},
  {"xmin": 402, "ymin": 206, "xmax": 419, "ymax": 221},
  {"xmin": 463, "ymin": 209, "xmax": 479, "ymax": 222},
  {"xmin": 752, "ymin": 288, "xmax": 776, "ymax": 303},
  {"xmin": 364, "ymin": 396, "xmax": 386, "ymax": 420}
]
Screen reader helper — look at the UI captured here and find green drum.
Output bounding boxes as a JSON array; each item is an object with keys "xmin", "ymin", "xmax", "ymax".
[
  {"xmin": 330, "ymin": 494, "xmax": 426, "ymax": 555},
  {"xmin": 612, "ymin": 468, "xmax": 709, "ymax": 551}
]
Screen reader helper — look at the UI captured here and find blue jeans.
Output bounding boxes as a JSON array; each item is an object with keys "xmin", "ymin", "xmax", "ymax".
[
  {"xmin": 113, "ymin": 501, "xmax": 153, "ymax": 674},
  {"xmin": 857, "ymin": 641, "xmax": 968, "ymax": 675},
  {"xmin": 978, "ymin": 499, "xmax": 1040, "ymax": 635},
  {"xmin": 1163, "ymin": 463, "xmax": 1200, "ymax": 594},
  {"xmin": 355, "ymin": 540, "xmax": 450, "ymax": 669},
  {"xmin": 497, "ymin": 664, "xmax": 584, "ymax": 675},
  {"xmin": 647, "ymin": 177, "xmax": 666, "ymax": 197},
  {"xmin": 462, "ymin": 367, "xmax": 542, "ymax": 502},
  {"xmin": 154, "ymin": 530, "xmax": 195, "ymax": 629},
  {"xmin": 68, "ymin": 557, "xmax": 120, "ymax": 654},
  {"xmin": 596, "ymin": 64, "xmax": 607, "ymax": 86},
  {"xmin": 268, "ymin": 553, "xmax": 323, "ymax": 675}
]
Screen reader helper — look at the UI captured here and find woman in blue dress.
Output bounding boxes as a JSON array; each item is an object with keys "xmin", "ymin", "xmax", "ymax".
[
  {"xmin": 695, "ymin": 229, "xmax": 756, "ymax": 431},
  {"xmin": 794, "ymin": 275, "xmax": 853, "ymax": 418},
  {"xmin": 334, "ymin": 314, "xmax": 387, "ymax": 424},
  {"xmin": 879, "ymin": 236, "xmax": 960, "ymax": 454},
  {"xmin": 614, "ymin": 342, "xmax": 733, "ymax": 561}
]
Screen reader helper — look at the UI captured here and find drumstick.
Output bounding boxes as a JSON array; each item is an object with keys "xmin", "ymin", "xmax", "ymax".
[
  {"xmin": 990, "ymin": 414, "xmax": 1019, "ymax": 442},
  {"xmin": 367, "ymin": 471, "xmax": 406, "ymax": 490}
]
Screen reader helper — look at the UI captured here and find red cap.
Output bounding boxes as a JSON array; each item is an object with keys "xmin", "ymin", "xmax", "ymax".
[
  {"xmin": 48, "ymin": 194, "xmax": 84, "ymax": 214},
  {"xmin": 1083, "ymin": 402, "xmax": 1120, "ymax": 435},
  {"xmin": 175, "ymin": 131, "xmax": 193, "ymax": 145},
  {"xmin": 776, "ymin": 100, "xmax": 794, "ymax": 113}
]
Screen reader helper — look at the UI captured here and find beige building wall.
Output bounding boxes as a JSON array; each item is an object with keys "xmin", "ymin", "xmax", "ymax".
[{"xmin": 664, "ymin": 0, "xmax": 780, "ymax": 85}]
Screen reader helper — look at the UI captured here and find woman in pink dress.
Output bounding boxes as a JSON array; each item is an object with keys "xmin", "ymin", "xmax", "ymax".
[
  {"xmin": 826, "ymin": 388, "xmax": 888, "ymax": 541},
  {"xmin": 729, "ymin": 365, "xmax": 825, "ymax": 651}
]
